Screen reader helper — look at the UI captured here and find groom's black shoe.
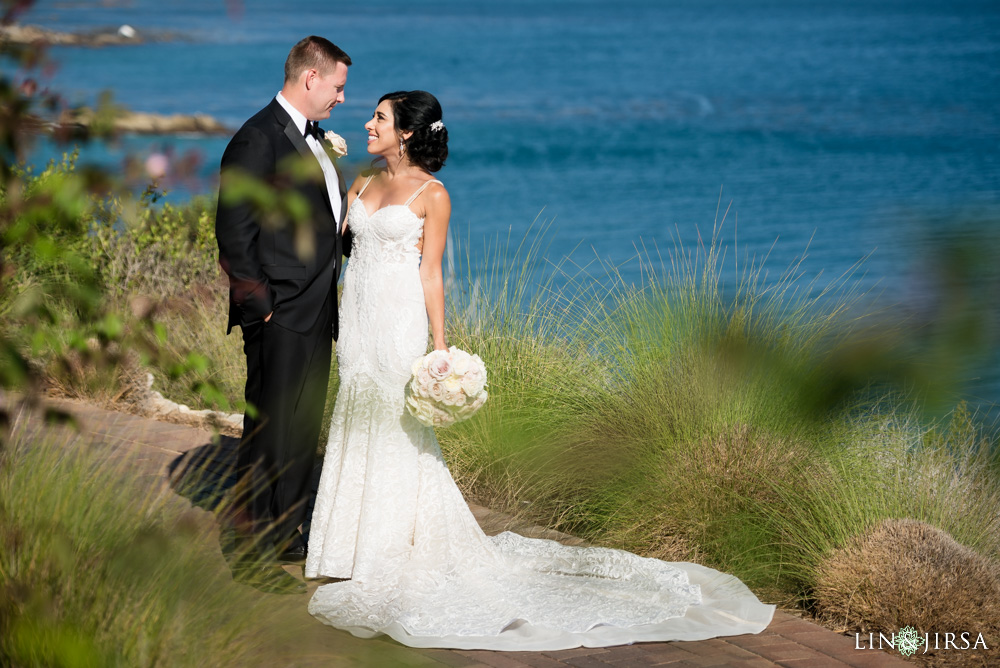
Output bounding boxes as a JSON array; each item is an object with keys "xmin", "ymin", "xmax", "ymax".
[
  {"xmin": 233, "ymin": 564, "xmax": 306, "ymax": 595},
  {"xmin": 277, "ymin": 545, "xmax": 307, "ymax": 564}
]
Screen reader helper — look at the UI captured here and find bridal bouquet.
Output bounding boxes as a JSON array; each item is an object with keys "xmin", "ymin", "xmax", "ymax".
[{"xmin": 405, "ymin": 347, "xmax": 488, "ymax": 427}]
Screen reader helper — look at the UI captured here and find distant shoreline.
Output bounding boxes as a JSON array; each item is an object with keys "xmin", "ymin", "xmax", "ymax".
[
  {"xmin": 59, "ymin": 108, "xmax": 231, "ymax": 136},
  {"xmin": 0, "ymin": 23, "xmax": 181, "ymax": 47}
]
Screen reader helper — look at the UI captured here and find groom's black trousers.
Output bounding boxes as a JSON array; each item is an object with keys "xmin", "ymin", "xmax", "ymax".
[{"xmin": 236, "ymin": 290, "xmax": 333, "ymax": 554}]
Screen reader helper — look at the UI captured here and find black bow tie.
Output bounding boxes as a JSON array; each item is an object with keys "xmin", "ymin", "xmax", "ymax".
[{"xmin": 304, "ymin": 121, "xmax": 321, "ymax": 140}]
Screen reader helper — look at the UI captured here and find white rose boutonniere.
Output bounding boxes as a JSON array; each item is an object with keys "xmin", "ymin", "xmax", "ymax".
[{"xmin": 324, "ymin": 130, "xmax": 348, "ymax": 158}]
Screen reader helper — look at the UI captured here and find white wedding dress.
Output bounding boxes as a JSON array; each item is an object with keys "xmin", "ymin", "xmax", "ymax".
[{"xmin": 305, "ymin": 176, "xmax": 775, "ymax": 650}]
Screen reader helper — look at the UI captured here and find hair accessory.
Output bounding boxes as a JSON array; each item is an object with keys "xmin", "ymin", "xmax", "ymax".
[{"xmin": 429, "ymin": 120, "xmax": 445, "ymax": 132}]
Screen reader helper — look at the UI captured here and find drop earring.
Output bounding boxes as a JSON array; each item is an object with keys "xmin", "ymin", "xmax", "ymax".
[{"xmin": 399, "ymin": 139, "xmax": 405, "ymax": 157}]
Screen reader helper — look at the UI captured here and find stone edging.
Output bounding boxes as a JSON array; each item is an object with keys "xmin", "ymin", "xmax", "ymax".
[{"xmin": 143, "ymin": 373, "xmax": 243, "ymax": 434}]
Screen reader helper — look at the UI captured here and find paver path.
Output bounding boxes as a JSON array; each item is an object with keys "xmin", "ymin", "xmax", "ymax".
[{"xmin": 8, "ymin": 397, "xmax": 912, "ymax": 667}]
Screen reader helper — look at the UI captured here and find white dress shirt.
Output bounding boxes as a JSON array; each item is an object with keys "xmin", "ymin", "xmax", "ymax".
[{"xmin": 275, "ymin": 92, "xmax": 343, "ymax": 224}]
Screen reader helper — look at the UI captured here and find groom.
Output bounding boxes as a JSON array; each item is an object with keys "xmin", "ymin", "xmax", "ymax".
[{"xmin": 215, "ymin": 36, "xmax": 351, "ymax": 594}]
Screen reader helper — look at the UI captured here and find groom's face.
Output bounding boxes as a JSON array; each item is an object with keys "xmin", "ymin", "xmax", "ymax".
[{"xmin": 306, "ymin": 61, "xmax": 349, "ymax": 120}]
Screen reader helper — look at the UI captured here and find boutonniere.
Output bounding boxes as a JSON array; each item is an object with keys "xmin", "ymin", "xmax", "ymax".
[{"xmin": 324, "ymin": 130, "xmax": 348, "ymax": 158}]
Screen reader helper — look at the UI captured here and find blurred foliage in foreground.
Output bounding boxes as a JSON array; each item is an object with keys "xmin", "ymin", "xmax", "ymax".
[
  {"xmin": 0, "ymin": 423, "xmax": 429, "ymax": 667},
  {"xmin": 0, "ymin": 0, "xmax": 233, "ymax": 424},
  {"xmin": 0, "ymin": 150, "xmax": 232, "ymax": 415}
]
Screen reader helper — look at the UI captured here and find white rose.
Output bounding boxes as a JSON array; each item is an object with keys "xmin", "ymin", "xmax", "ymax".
[
  {"xmin": 416, "ymin": 368, "xmax": 433, "ymax": 389},
  {"xmin": 461, "ymin": 374, "xmax": 485, "ymax": 397},
  {"xmin": 443, "ymin": 376, "xmax": 462, "ymax": 394},
  {"xmin": 324, "ymin": 130, "xmax": 348, "ymax": 157},
  {"xmin": 451, "ymin": 349, "xmax": 471, "ymax": 375}
]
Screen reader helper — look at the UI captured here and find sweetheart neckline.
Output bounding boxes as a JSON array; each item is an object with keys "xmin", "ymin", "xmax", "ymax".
[{"xmin": 351, "ymin": 198, "xmax": 424, "ymax": 221}]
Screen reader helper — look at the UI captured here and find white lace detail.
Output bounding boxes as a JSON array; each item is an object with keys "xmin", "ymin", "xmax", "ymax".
[
  {"xmin": 305, "ymin": 185, "xmax": 775, "ymax": 650},
  {"xmin": 331, "ymin": 198, "xmax": 428, "ymax": 404}
]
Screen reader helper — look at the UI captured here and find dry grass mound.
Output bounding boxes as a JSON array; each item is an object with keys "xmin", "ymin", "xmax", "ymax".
[{"xmin": 815, "ymin": 518, "xmax": 1000, "ymax": 650}]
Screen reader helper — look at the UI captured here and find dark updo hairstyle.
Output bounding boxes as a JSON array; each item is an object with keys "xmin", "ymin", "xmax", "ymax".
[{"xmin": 380, "ymin": 90, "xmax": 448, "ymax": 173}]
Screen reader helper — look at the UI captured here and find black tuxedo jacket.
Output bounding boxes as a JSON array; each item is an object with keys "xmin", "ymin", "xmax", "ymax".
[{"xmin": 216, "ymin": 98, "xmax": 350, "ymax": 338}]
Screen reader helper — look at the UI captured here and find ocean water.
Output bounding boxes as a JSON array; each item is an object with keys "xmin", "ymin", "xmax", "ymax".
[{"xmin": 12, "ymin": 0, "xmax": 1000, "ymax": 408}]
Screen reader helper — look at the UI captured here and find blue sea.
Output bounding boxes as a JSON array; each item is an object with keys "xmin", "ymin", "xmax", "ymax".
[{"xmin": 11, "ymin": 0, "xmax": 1000, "ymax": 410}]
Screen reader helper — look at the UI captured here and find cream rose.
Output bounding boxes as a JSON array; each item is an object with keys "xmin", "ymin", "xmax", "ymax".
[
  {"xmin": 431, "ymin": 405, "xmax": 452, "ymax": 426},
  {"xmin": 459, "ymin": 382, "xmax": 474, "ymax": 398},
  {"xmin": 429, "ymin": 381, "xmax": 446, "ymax": 402},
  {"xmin": 417, "ymin": 402, "xmax": 436, "ymax": 425},
  {"xmin": 444, "ymin": 390, "xmax": 465, "ymax": 407},
  {"xmin": 461, "ymin": 373, "xmax": 485, "ymax": 397},
  {"xmin": 324, "ymin": 130, "xmax": 348, "ymax": 157}
]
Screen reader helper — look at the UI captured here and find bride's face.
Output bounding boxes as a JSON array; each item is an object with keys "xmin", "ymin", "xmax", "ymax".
[{"xmin": 364, "ymin": 100, "xmax": 401, "ymax": 157}]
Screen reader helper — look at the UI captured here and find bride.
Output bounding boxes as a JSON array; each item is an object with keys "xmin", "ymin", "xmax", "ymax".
[{"xmin": 304, "ymin": 90, "xmax": 775, "ymax": 651}]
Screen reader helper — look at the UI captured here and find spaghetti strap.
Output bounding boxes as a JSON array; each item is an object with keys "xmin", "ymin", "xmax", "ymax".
[
  {"xmin": 404, "ymin": 179, "xmax": 443, "ymax": 206},
  {"xmin": 357, "ymin": 173, "xmax": 376, "ymax": 200}
]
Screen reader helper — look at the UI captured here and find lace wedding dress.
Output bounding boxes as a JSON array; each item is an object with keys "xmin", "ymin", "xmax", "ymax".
[{"xmin": 305, "ymin": 177, "xmax": 775, "ymax": 650}]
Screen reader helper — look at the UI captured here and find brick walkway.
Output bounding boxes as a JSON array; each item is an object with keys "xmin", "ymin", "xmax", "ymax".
[{"xmin": 7, "ymin": 397, "xmax": 912, "ymax": 667}]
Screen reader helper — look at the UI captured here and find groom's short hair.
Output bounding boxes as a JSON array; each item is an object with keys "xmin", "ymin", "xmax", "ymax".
[{"xmin": 284, "ymin": 36, "xmax": 352, "ymax": 82}]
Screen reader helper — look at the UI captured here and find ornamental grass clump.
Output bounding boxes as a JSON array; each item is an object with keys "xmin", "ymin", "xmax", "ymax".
[{"xmin": 570, "ymin": 420, "xmax": 823, "ymax": 596}]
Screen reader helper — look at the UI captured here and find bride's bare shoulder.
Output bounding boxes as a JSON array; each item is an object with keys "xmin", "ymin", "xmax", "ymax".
[
  {"xmin": 423, "ymin": 180, "xmax": 449, "ymax": 202},
  {"xmin": 420, "ymin": 180, "xmax": 450, "ymax": 219},
  {"xmin": 349, "ymin": 166, "xmax": 385, "ymax": 193}
]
